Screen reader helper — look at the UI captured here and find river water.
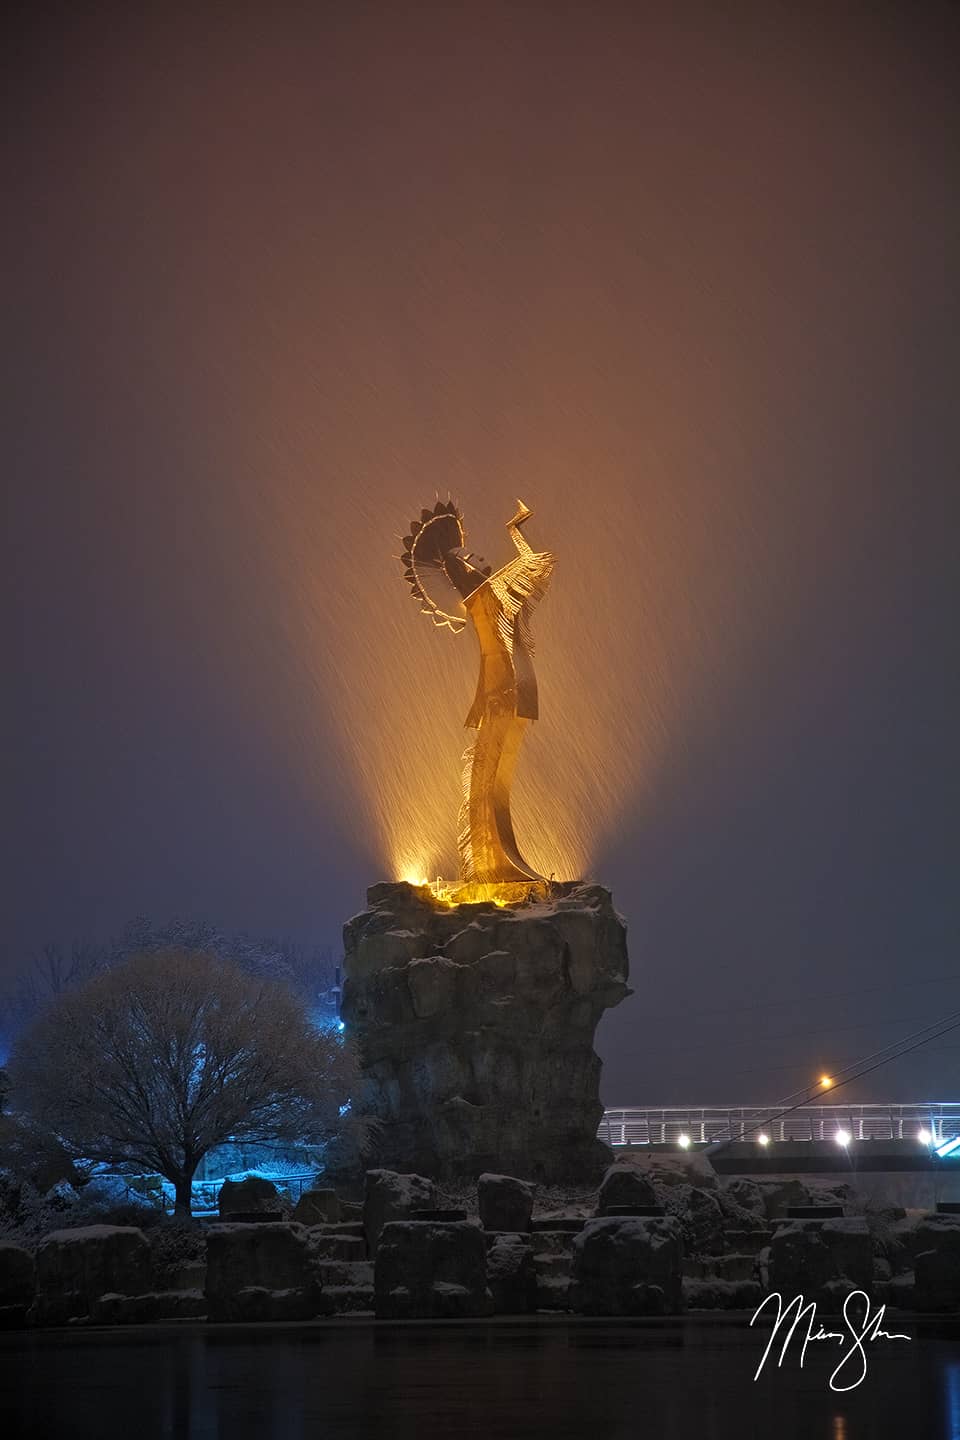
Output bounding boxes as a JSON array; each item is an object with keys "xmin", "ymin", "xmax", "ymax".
[{"xmin": 3, "ymin": 1316, "xmax": 959, "ymax": 1439}]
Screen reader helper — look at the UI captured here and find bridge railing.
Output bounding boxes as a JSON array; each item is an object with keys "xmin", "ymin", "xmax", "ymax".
[{"xmin": 598, "ymin": 1103, "xmax": 960, "ymax": 1147}]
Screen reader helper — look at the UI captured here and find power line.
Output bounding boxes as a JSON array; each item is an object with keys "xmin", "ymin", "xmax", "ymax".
[{"xmin": 705, "ymin": 1006, "xmax": 960, "ymax": 1152}]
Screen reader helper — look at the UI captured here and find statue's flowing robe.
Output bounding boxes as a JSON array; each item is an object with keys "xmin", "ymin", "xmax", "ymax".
[{"xmin": 458, "ymin": 535, "xmax": 555, "ymax": 883}]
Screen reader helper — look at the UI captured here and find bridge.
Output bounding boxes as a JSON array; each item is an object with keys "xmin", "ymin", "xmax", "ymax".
[{"xmin": 599, "ymin": 1102, "xmax": 960, "ymax": 1149}]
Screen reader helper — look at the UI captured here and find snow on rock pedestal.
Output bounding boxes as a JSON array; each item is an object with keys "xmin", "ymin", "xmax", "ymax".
[
  {"xmin": 596, "ymin": 1164, "xmax": 658, "ymax": 1215},
  {"xmin": 292, "ymin": 1188, "xmax": 341, "ymax": 1226},
  {"xmin": 374, "ymin": 1220, "xmax": 493, "ymax": 1319},
  {"xmin": 0, "ymin": 1243, "xmax": 35, "ymax": 1329},
  {"xmin": 205, "ymin": 1222, "xmax": 322, "ymax": 1321},
  {"xmin": 486, "ymin": 1233, "xmax": 537, "ymax": 1313},
  {"xmin": 363, "ymin": 1168, "xmax": 435, "ymax": 1255},
  {"xmin": 31, "ymin": 1225, "xmax": 152, "ymax": 1326},
  {"xmin": 217, "ymin": 1175, "xmax": 283, "ymax": 1220},
  {"xmin": 478, "ymin": 1173, "xmax": 535, "ymax": 1233},
  {"xmin": 570, "ymin": 1215, "xmax": 684, "ymax": 1315},
  {"xmin": 341, "ymin": 881, "xmax": 630, "ymax": 1181},
  {"xmin": 768, "ymin": 1217, "xmax": 875, "ymax": 1304}
]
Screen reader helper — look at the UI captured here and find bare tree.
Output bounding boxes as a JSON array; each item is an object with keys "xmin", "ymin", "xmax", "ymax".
[
  {"xmin": 8, "ymin": 948, "xmax": 364, "ymax": 1216},
  {"xmin": 0, "ymin": 923, "xmax": 339, "ymax": 1049}
]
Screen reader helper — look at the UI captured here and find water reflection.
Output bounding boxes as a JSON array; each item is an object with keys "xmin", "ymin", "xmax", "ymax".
[
  {"xmin": 2, "ymin": 1319, "xmax": 958, "ymax": 1440},
  {"xmin": 946, "ymin": 1361, "xmax": 960, "ymax": 1440}
]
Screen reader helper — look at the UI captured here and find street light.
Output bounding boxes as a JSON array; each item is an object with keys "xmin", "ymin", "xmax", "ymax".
[
  {"xmin": 835, "ymin": 1129, "xmax": 851, "ymax": 1147},
  {"xmin": 918, "ymin": 1128, "xmax": 931, "ymax": 1145},
  {"xmin": 820, "ymin": 1075, "xmax": 834, "ymax": 1090},
  {"xmin": 678, "ymin": 1134, "xmax": 691, "ymax": 1150},
  {"xmin": 757, "ymin": 1134, "xmax": 770, "ymax": 1147}
]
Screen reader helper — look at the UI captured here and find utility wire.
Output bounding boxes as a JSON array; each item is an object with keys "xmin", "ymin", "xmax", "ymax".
[{"xmin": 704, "ymin": 1007, "xmax": 960, "ymax": 1153}]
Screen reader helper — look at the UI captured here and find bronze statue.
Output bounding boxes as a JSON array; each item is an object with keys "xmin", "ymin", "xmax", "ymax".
[{"xmin": 400, "ymin": 499, "xmax": 555, "ymax": 884}]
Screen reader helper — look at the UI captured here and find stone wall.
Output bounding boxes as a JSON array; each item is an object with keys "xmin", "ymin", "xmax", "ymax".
[{"xmin": 340, "ymin": 881, "xmax": 630, "ymax": 1181}]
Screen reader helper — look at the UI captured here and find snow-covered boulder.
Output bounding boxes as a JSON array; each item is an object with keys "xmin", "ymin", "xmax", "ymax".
[
  {"xmin": 478, "ymin": 1174, "xmax": 534, "ymax": 1233},
  {"xmin": 374, "ymin": 1220, "xmax": 492, "ymax": 1319},
  {"xmin": 205, "ymin": 1221, "xmax": 321, "ymax": 1321},
  {"xmin": 363, "ymin": 1169, "xmax": 435, "ymax": 1255},
  {"xmin": 217, "ymin": 1175, "xmax": 282, "ymax": 1220},
  {"xmin": 570, "ymin": 1215, "xmax": 683, "ymax": 1316},
  {"xmin": 32, "ymin": 1225, "xmax": 152, "ymax": 1326},
  {"xmin": 911, "ymin": 1216, "xmax": 960, "ymax": 1312},
  {"xmin": 486, "ymin": 1233, "xmax": 536, "ymax": 1313},
  {"xmin": 293, "ymin": 1188, "xmax": 341, "ymax": 1226},
  {"xmin": 596, "ymin": 1164, "xmax": 657, "ymax": 1215},
  {"xmin": 0, "ymin": 1242, "xmax": 35, "ymax": 1328},
  {"xmin": 769, "ymin": 1217, "xmax": 874, "ymax": 1303}
]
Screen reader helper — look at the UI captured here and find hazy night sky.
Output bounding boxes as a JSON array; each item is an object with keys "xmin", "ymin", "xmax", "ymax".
[{"xmin": 3, "ymin": 3, "xmax": 958, "ymax": 1105}]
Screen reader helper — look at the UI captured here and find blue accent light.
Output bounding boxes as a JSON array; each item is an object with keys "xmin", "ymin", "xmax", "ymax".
[{"xmin": 935, "ymin": 1136, "xmax": 960, "ymax": 1159}]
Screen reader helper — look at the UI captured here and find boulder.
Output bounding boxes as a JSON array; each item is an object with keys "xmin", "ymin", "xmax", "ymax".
[
  {"xmin": 911, "ymin": 1217, "xmax": 960, "ymax": 1312},
  {"xmin": 721, "ymin": 1179, "xmax": 766, "ymax": 1216},
  {"xmin": 486, "ymin": 1233, "xmax": 536, "ymax": 1313},
  {"xmin": 769, "ymin": 1218, "xmax": 874, "ymax": 1303},
  {"xmin": 32, "ymin": 1225, "xmax": 151, "ymax": 1326},
  {"xmin": 753, "ymin": 1178, "xmax": 818, "ymax": 1219},
  {"xmin": 661, "ymin": 1185, "xmax": 727, "ymax": 1254},
  {"xmin": 597, "ymin": 1164, "xmax": 657, "ymax": 1216},
  {"xmin": 570, "ymin": 1215, "xmax": 683, "ymax": 1316},
  {"xmin": 293, "ymin": 1188, "xmax": 341, "ymax": 1226},
  {"xmin": 478, "ymin": 1174, "xmax": 534, "ymax": 1233},
  {"xmin": 374, "ymin": 1220, "xmax": 493, "ymax": 1318},
  {"xmin": 205, "ymin": 1221, "xmax": 320, "ymax": 1321},
  {"xmin": 0, "ymin": 1242, "xmax": 34, "ymax": 1302},
  {"xmin": 604, "ymin": 1149, "xmax": 719, "ymax": 1193},
  {"xmin": 0, "ymin": 1242, "xmax": 35, "ymax": 1329},
  {"xmin": 364, "ymin": 1169, "xmax": 435, "ymax": 1255},
  {"xmin": 341, "ymin": 882, "xmax": 629, "ymax": 1181},
  {"xmin": 217, "ymin": 1175, "xmax": 282, "ymax": 1220}
]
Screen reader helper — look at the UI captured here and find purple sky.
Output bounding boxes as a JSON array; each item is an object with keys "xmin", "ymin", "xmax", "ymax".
[{"xmin": 3, "ymin": 3, "xmax": 958, "ymax": 1104}]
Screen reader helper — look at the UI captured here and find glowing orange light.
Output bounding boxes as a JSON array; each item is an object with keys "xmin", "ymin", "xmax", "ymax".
[{"xmin": 820, "ymin": 1074, "xmax": 833, "ymax": 1090}]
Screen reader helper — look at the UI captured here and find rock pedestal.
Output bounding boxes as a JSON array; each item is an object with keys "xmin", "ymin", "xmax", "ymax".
[
  {"xmin": 341, "ymin": 881, "xmax": 630, "ymax": 1181},
  {"xmin": 570, "ymin": 1215, "xmax": 684, "ymax": 1315},
  {"xmin": 768, "ymin": 1217, "xmax": 874, "ymax": 1304},
  {"xmin": 31, "ymin": 1225, "xmax": 152, "ymax": 1326},
  {"xmin": 374, "ymin": 1220, "xmax": 493, "ymax": 1318},
  {"xmin": 0, "ymin": 1243, "xmax": 35, "ymax": 1329},
  {"xmin": 205, "ymin": 1222, "xmax": 321, "ymax": 1321}
]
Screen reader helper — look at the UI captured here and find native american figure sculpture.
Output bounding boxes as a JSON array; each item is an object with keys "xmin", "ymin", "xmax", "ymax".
[{"xmin": 400, "ymin": 499, "xmax": 556, "ymax": 884}]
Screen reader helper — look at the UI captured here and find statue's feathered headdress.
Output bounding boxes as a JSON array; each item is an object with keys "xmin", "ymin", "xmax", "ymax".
[{"xmin": 399, "ymin": 498, "xmax": 490, "ymax": 633}]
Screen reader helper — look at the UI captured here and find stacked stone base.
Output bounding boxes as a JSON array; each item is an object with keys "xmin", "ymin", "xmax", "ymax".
[
  {"xmin": 8, "ymin": 1164, "xmax": 960, "ymax": 1326},
  {"xmin": 340, "ymin": 881, "xmax": 631, "ymax": 1182}
]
